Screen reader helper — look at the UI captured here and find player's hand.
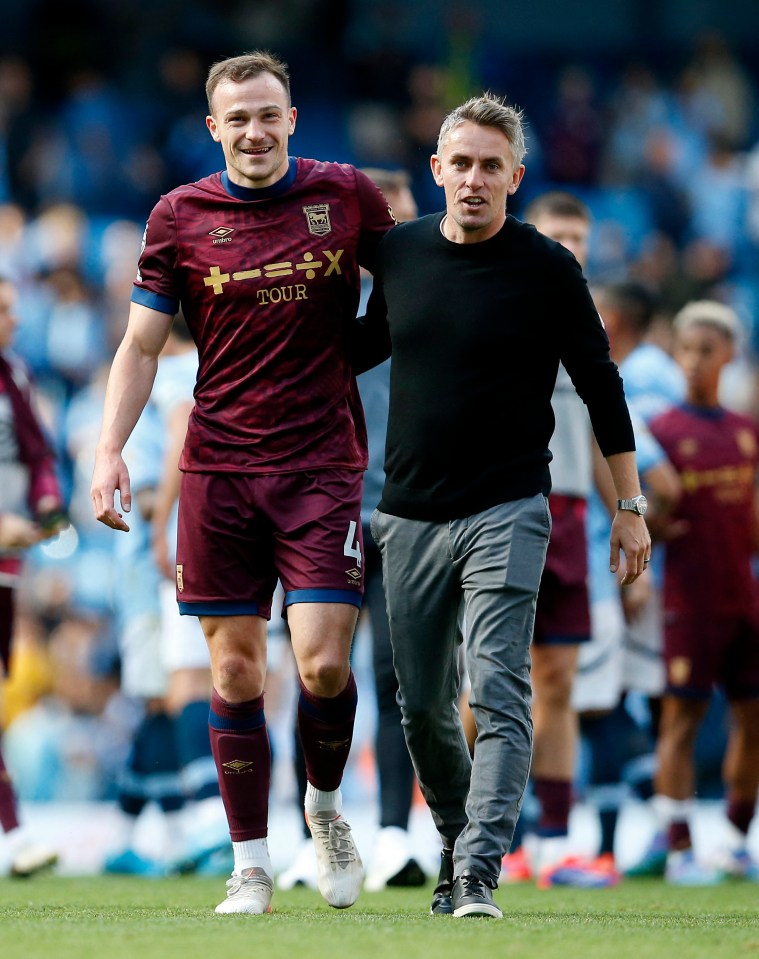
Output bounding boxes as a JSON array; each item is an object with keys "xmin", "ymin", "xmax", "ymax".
[
  {"xmin": 91, "ymin": 449, "xmax": 132, "ymax": 532},
  {"xmin": 609, "ymin": 511, "xmax": 651, "ymax": 586},
  {"xmin": 0, "ymin": 513, "xmax": 42, "ymax": 549}
]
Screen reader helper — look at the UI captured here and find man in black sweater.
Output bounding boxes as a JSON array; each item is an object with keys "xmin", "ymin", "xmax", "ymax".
[{"xmin": 361, "ymin": 94, "xmax": 650, "ymax": 918}]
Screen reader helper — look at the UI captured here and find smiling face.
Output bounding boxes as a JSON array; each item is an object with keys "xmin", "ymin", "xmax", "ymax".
[
  {"xmin": 206, "ymin": 71, "xmax": 296, "ymax": 189},
  {"xmin": 431, "ymin": 120, "xmax": 524, "ymax": 244}
]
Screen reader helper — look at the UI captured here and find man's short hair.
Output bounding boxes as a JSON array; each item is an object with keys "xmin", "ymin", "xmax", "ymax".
[
  {"xmin": 206, "ymin": 50, "xmax": 291, "ymax": 114},
  {"xmin": 523, "ymin": 191, "xmax": 591, "ymax": 225},
  {"xmin": 673, "ymin": 300, "xmax": 740, "ymax": 341},
  {"xmin": 599, "ymin": 280, "xmax": 658, "ymax": 335},
  {"xmin": 437, "ymin": 94, "xmax": 526, "ymax": 170}
]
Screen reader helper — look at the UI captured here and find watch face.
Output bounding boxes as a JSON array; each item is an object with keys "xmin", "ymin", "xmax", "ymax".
[{"xmin": 635, "ymin": 496, "xmax": 648, "ymax": 515}]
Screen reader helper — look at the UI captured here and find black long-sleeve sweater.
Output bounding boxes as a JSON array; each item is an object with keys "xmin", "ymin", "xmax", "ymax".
[{"xmin": 359, "ymin": 212, "xmax": 635, "ymax": 522}]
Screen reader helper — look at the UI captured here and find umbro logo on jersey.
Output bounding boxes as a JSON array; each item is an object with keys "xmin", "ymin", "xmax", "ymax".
[
  {"xmin": 345, "ymin": 567, "xmax": 361, "ymax": 581},
  {"xmin": 209, "ymin": 226, "xmax": 235, "ymax": 244}
]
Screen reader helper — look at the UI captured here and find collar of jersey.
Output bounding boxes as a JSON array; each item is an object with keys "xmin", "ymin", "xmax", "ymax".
[
  {"xmin": 681, "ymin": 401, "xmax": 725, "ymax": 419},
  {"xmin": 221, "ymin": 157, "xmax": 298, "ymax": 201}
]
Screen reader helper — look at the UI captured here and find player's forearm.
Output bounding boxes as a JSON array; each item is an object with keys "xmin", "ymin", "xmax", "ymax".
[
  {"xmin": 604, "ymin": 451, "xmax": 642, "ymax": 501},
  {"xmin": 96, "ymin": 339, "xmax": 159, "ymax": 456}
]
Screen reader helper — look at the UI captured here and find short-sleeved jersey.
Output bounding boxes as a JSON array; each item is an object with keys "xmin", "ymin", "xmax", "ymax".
[
  {"xmin": 132, "ymin": 158, "xmax": 395, "ymax": 474},
  {"xmin": 649, "ymin": 404, "xmax": 759, "ymax": 616}
]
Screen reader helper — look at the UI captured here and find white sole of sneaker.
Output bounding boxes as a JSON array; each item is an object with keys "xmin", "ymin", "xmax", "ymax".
[{"xmin": 453, "ymin": 903, "xmax": 503, "ymax": 919}]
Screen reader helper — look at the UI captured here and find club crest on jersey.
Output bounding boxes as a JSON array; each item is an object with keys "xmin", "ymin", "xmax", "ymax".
[{"xmin": 303, "ymin": 203, "xmax": 332, "ymax": 236}]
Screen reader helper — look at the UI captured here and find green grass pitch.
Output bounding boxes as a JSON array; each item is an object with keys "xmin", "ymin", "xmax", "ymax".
[{"xmin": 0, "ymin": 875, "xmax": 757, "ymax": 959}]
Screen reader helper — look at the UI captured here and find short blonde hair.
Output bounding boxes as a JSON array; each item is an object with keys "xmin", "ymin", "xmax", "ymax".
[
  {"xmin": 673, "ymin": 300, "xmax": 740, "ymax": 341},
  {"xmin": 437, "ymin": 93, "xmax": 526, "ymax": 170}
]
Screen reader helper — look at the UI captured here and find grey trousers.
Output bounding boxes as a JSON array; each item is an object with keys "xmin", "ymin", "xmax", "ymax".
[{"xmin": 371, "ymin": 494, "xmax": 551, "ymax": 885}]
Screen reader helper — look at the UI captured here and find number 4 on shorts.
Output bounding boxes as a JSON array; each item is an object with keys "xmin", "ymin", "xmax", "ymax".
[{"xmin": 343, "ymin": 520, "xmax": 362, "ymax": 568}]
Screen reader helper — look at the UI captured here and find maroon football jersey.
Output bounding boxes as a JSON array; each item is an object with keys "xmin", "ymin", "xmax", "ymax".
[
  {"xmin": 132, "ymin": 157, "xmax": 394, "ymax": 473},
  {"xmin": 650, "ymin": 404, "xmax": 759, "ymax": 616}
]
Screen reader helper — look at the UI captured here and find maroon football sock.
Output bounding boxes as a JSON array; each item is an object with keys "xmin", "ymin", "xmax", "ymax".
[
  {"xmin": 208, "ymin": 690, "xmax": 270, "ymax": 841},
  {"xmin": 727, "ymin": 795, "xmax": 755, "ymax": 837},
  {"xmin": 534, "ymin": 777, "xmax": 572, "ymax": 838},
  {"xmin": 0, "ymin": 745, "xmax": 20, "ymax": 833},
  {"xmin": 297, "ymin": 671, "xmax": 357, "ymax": 792}
]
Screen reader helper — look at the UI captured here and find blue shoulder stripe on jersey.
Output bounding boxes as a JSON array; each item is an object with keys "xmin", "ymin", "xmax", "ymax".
[
  {"xmin": 179, "ymin": 600, "xmax": 263, "ymax": 616},
  {"xmin": 283, "ymin": 588, "xmax": 363, "ymax": 608},
  {"xmin": 131, "ymin": 286, "xmax": 179, "ymax": 315},
  {"xmin": 221, "ymin": 157, "xmax": 297, "ymax": 201}
]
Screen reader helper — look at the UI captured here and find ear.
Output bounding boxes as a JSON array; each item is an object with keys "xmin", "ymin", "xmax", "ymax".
[
  {"xmin": 206, "ymin": 115, "xmax": 220, "ymax": 142},
  {"xmin": 507, "ymin": 164, "xmax": 526, "ymax": 196},
  {"xmin": 430, "ymin": 154, "xmax": 444, "ymax": 187},
  {"xmin": 289, "ymin": 106, "xmax": 297, "ymax": 136}
]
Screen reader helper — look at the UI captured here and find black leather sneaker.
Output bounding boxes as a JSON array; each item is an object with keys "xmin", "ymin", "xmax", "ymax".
[
  {"xmin": 429, "ymin": 848, "xmax": 454, "ymax": 915},
  {"xmin": 451, "ymin": 871, "xmax": 503, "ymax": 919}
]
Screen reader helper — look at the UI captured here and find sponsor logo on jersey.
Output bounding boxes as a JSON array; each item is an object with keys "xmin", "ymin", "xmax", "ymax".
[
  {"xmin": 345, "ymin": 567, "xmax": 361, "ymax": 581},
  {"xmin": 303, "ymin": 203, "xmax": 332, "ymax": 236},
  {"xmin": 222, "ymin": 759, "xmax": 254, "ymax": 774},
  {"xmin": 209, "ymin": 225, "xmax": 235, "ymax": 244},
  {"xmin": 176, "ymin": 564, "xmax": 184, "ymax": 592},
  {"xmin": 201, "ymin": 248, "xmax": 344, "ymax": 297}
]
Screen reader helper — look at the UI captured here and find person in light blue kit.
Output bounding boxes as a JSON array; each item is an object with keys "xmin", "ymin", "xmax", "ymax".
[
  {"xmin": 106, "ymin": 400, "xmax": 186, "ymax": 874},
  {"xmin": 573, "ymin": 407, "xmax": 680, "ymax": 873},
  {"xmin": 587, "ymin": 280, "xmax": 685, "ymax": 878}
]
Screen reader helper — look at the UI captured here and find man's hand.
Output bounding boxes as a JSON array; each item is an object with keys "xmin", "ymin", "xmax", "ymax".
[
  {"xmin": 91, "ymin": 449, "xmax": 132, "ymax": 531},
  {"xmin": 609, "ymin": 511, "xmax": 651, "ymax": 586}
]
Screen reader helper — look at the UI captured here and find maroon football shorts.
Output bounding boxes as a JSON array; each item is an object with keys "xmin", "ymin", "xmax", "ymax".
[
  {"xmin": 533, "ymin": 494, "xmax": 591, "ymax": 645},
  {"xmin": 664, "ymin": 607, "xmax": 759, "ymax": 699},
  {"xmin": 176, "ymin": 468, "xmax": 364, "ymax": 619}
]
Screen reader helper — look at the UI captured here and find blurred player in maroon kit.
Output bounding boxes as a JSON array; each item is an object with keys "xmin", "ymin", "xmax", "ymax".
[
  {"xmin": 91, "ymin": 51, "xmax": 395, "ymax": 914},
  {"xmin": 0, "ymin": 275, "xmax": 66, "ymax": 877},
  {"xmin": 649, "ymin": 300, "xmax": 759, "ymax": 885}
]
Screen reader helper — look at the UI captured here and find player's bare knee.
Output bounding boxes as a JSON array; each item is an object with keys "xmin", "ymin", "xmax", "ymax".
[{"xmin": 214, "ymin": 652, "xmax": 265, "ymax": 700}]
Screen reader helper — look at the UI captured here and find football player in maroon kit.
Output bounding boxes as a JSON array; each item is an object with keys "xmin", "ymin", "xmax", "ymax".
[
  {"xmin": 649, "ymin": 300, "xmax": 759, "ymax": 885},
  {"xmin": 91, "ymin": 50, "xmax": 395, "ymax": 914}
]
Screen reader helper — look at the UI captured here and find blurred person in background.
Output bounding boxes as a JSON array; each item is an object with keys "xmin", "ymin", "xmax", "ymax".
[
  {"xmin": 647, "ymin": 301, "xmax": 759, "ymax": 885},
  {"xmin": 90, "ymin": 50, "xmax": 395, "ymax": 916},
  {"xmin": 501, "ymin": 191, "xmax": 620, "ymax": 889},
  {"xmin": 591, "ymin": 280, "xmax": 686, "ymax": 879},
  {"xmin": 0, "ymin": 273, "xmax": 67, "ymax": 875}
]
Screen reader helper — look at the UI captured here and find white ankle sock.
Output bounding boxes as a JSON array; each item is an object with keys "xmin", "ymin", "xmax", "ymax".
[
  {"xmin": 233, "ymin": 837, "xmax": 271, "ymax": 875},
  {"xmin": 305, "ymin": 783, "xmax": 341, "ymax": 816}
]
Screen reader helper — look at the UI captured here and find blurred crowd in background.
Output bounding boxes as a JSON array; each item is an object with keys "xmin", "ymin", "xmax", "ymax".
[{"xmin": 1, "ymin": 1, "xmax": 759, "ymax": 811}]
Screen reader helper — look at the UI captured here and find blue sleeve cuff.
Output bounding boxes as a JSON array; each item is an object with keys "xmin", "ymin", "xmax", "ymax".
[{"xmin": 131, "ymin": 286, "xmax": 179, "ymax": 315}]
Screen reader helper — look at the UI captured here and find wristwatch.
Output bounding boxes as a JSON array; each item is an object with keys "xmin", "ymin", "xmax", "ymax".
[{"xmin": 617, "ymin": 494, "xmax": 648, "ymax": 516}]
